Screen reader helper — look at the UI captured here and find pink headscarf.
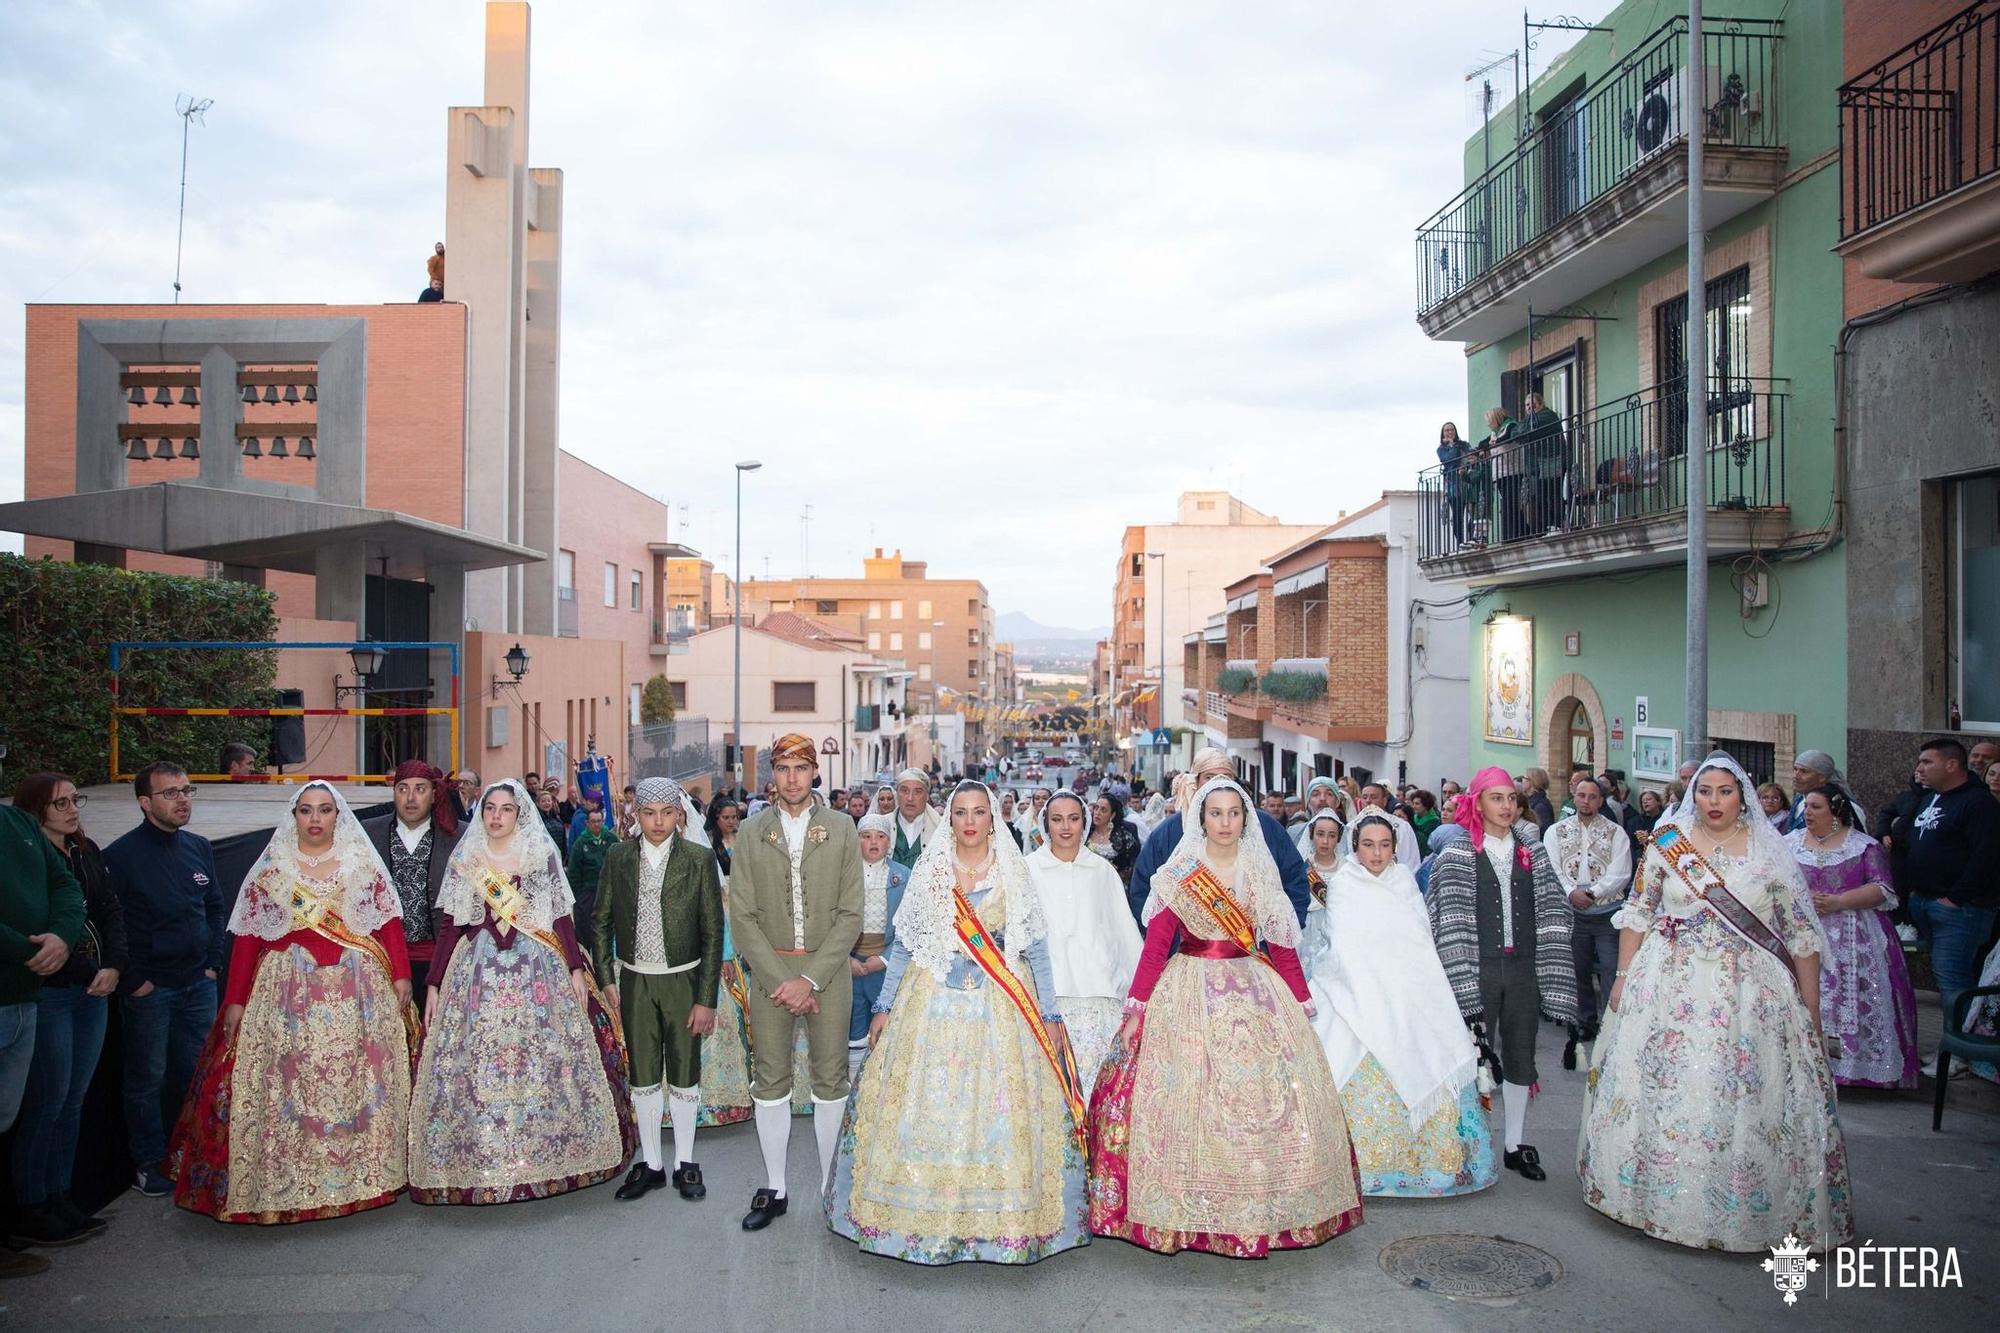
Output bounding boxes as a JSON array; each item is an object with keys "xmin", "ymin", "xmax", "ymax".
[{"xmin": 1455, "ymin": 766, "xmax": 1530, "ymax": 871}]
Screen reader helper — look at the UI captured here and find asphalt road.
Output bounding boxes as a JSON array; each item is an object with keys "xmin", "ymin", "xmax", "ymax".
[{"xmin": 5, "ymin": 1028, "xmax": 1996, "ymax": 1333}]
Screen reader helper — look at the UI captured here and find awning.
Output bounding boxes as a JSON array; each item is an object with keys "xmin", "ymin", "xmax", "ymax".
[
  {"xmin": 1274, "ymin": 564, "xmax": 1327, "ymax": 596},
  {"xmin": 0, "ymin": 482, "xmax": 542, "ymax": 579},
  {"xmin": 1226, "ymin": 591, "xmax": 1257, "ymax": 613}
]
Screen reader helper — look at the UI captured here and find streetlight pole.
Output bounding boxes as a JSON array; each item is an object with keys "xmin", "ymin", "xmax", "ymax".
[
  {"xmin": 1146, "ymin": 552, "xmax": 1166, "ymax": 791},
  {"xmin": 1683, "ymin": 0, "xmax": 1710, "ymax": 760},
  {"xmin": 732, "ymin": 460, "xmax": 762, "ymax": 791}
]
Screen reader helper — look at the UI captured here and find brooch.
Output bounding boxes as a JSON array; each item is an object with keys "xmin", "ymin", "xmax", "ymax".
[
  {"xmin": 764, "ymin": 829, "xmax": 783, "ymax": 847},
  {"xmin": 808, "ymin": 826, "xmax": 829, "ymax": 846}
]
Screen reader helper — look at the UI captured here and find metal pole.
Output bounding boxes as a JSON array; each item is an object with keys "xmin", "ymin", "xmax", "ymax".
[
  {"xmin": 174, "ymin": 113, "xmax": 190, "ymax": 302},
  {"xmin": 732, "ymin": 461, "xmax": 761, "ymax": 789},
  {"xmin": 1684, "ymin": 0, "xmax": 1709, "ymax": 759}
]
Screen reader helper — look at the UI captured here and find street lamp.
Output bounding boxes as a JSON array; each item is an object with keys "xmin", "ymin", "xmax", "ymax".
[
  {"xmin": 487, "ymin": 641, "xmax": 531, "ymax": 696},
  {"xmin": 732, "ymin": 460, "xmax": 762, "ymax": 791},
  {"xmin": 1145, "ymin": 552, "xmax": 1167, "ymax": 789},
  {"xmin": 332, "ymin": 642, "xmax": 388, "ymax": 705}
]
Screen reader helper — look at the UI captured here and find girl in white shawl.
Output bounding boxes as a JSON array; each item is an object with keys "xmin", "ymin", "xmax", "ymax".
[
  {"xmin": 1026, "ymin": 791, "xmax": 1144, "ymax": 1083},
  {"xmin": 1309, "ymin": 815, "xmax": 1497, "ymax": 1198}
]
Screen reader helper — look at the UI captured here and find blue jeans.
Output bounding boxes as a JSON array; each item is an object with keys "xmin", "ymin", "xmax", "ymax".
[
  {"xmin": 1909, "ymin": 896, "xmax": 2000, "ymax": 1026},
  {"xmin": 11, "ymin": 986, "xmax": 110, "ymax": 1204},
  {"xmin": 0, "ymin": 1003, "xmax": 37, "ymax": 1133},
  {"xmin": 120, "ymin": 976, "xmax": 216, "ymax": 1170}
]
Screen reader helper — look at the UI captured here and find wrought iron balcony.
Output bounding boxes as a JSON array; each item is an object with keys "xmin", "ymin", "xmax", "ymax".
[
  {"xmin": 1838, "ymin": 1, "xmax": 2000, "ymax": 283},
  {"xmin": 1416, "ymin": 377, "xmax": 1788, "ymax": 584},
  {"xmin": 1416, "ymin": 17, "xmax": 1784, "ymax": 343}
]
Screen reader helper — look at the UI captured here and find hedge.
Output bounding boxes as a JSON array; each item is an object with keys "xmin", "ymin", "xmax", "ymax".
[
  {"xmin": 1259, "ymin": 669, "xmax": 1327, "ymax": 703},
  {"xmin": 1217, "ymin": 667, "xmax": 1258, "ymax": 696},
  {"xmin": 0, "ymin": 554, "xmax": 278, "ymax": 786}
]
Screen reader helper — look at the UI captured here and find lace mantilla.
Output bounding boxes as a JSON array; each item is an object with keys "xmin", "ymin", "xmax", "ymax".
[
  {"xmin": 892, "ymin": 782, "xmax": 1048, "ymax": 982},
  {"xmin": 229, "ymin": 782, "xmax": 402, "ymax": 942}
]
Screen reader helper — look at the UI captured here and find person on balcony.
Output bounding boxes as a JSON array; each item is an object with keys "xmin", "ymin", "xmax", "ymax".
[
  {"xmin": 1520, "ymin": 392, "xmax": 1568, "ymax": 535},
  {"xmin": 1436, "ymin": 422, "xmax": 1473, "ymax": 549}
]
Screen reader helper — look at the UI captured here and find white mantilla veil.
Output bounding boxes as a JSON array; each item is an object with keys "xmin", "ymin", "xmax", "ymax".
[
  {"xmin": 892, "ymin": 779, "xmax": 1047, "ymax": 982},
  {"xmin": 229, "ymin": 781, "xmax": 402, "ymax": 941},
  {"xmin": 436, "ymin": 779, "xmax": 575, "ymax": 932},
  {"xmin": 1037, "ymin": 790, "xmax": 1094, "ymax": 847},
  {"xmin": 1666, "ymin": 750, "xmax": 1827, "ymax": 956},
  {"xmin": 1145, "ymin": 776, "xmax": 1300, "ymax": 949}
]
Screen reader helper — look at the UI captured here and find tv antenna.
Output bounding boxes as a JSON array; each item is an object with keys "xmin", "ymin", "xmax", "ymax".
[
  {"xmin": 800, "ymin": 502, "xmax": 813, "ymax": 575},
  {"xmin": 173, "ymin": 95, "xmax": 214, "ymax": 303}
]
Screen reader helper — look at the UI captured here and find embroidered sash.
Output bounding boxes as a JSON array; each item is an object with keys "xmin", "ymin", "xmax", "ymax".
[
  {"xmin": 474, "ymin": 868, "xmax": 625, "ymax": 1047},
  {"xmin": 1170, "ymin": 856, "xmax": 1278, "ymax": 975},
  {"xmin": 949, "ymin": 887, "xmax": 1088, "ymax": 1150},
  {"xmin": 285, "ymin": 875, "xmax": 421, "ymax": 1056},
  {"xmin": 1647, "ymin": 824, "xmax": 1796, "ymax": 982},
  {"xmin": 722, "ymin": 960, "xmax": 753, "ymax": 1044},
  {"xmin": 1306, "ymin": 865, "xmax": 1328, "ymax": 907}
]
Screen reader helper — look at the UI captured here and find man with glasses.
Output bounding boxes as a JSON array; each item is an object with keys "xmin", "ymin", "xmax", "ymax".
[
  {"xmin": 449, "ymin": 770, "xmax": 480, "ymax": 825},
  {"xmin": 102, "ymin": 761, "xmax": 225, "ymax": 1197}
]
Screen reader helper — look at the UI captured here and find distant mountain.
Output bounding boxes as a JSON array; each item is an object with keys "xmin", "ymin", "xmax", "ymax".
[{"xmin": 995, "ymin": 611, "xmax": 1108, "ymax": 644}]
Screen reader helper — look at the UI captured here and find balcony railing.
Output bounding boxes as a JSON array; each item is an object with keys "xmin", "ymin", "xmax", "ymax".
[
  {"xmin": 1839, "ymin": 1, "xmax": 2000, "ymax": 238},
  {"xmin": 1416, "ymin": 377, "xmax": 1788, "ymax": 563},
  {"xmin": 1417, "ymin": 17, "xmax": 1782, "ymax": 317}
]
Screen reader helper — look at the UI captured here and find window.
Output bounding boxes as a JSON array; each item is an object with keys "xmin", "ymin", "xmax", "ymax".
[
  {"xmin": 629, "ymin": 684, "xmax": 642, "ymax": 725},
  {"xmin": 967, "ymin": 628, "xmax": 980, "ymax": 647},
  {"xmin": 630, "ymin": 571, "xmax": 642, "ymax": 610},
  {"xmin": 889, "ymin": 632, "xmax": 903, "ymax": 652},
  {"xmin": 918, "ymin": 662, "xmax": 932, "ymax": 681},
  {"xmin": 918, "ymin": 631, "xmax": 932, "ymax": 650},
  {"xmin": 1712, "ymin": 736, "xmax": 1776, "ymax": 787},
  {"xmin": 917, "ymin": 600, "xmax": 932, "ymax": 619},
  {"xmin": 967, "ymin": 658, "xmax": 979, "ymax": 679},
  {"xmin": 557, "ymin": 549, "xmax": 575, "ymax": 592},
  {"xmin": 816, "ymin": 599, "xmax": 839, "ymax": 615},
  {"xmin": 888, "ymin": 600, "xmax": 903, "ymax": 620},
  {"xmin": 1131, "ymin": 554, "xmax": 1144, "ymax": 577},
  {"xmin": 869, "ymin": 601, "xmax": 881, "ymax": 619},
  {"xmin": 773, "ymin": 681, "xmax": 815, "ymax": 712},
  {"xmin": 967, "ymin": 598, "xmax": 979, "ymax": 615},
  {"xmin": 1655, "ymin": 265, "xmax": 1754, "ymax": 455},
  {"xmin": 1953, "ymin": 472, "xmax": 2000, "ymax": 729},
  {"xmin": 669, "ymin": 681, "xmax": 688, "ymax": 709},
  {"xmin": 603, "ymin": 562, "xmax": 618, "ymax": 607},
  {"xmin": 868, "ymin": 632, "xmax": 881, "ymax": 651},
  {"xmin": 1196, "ymin": 499, "xmax": 1216, "ymax": 511}
]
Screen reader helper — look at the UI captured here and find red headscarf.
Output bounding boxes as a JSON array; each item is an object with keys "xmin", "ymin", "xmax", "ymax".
[
  {"xmin": 1455, "ymin": 765, "xmax": 1525, "ymax": 865},
  {"xmin": 391, "ymin": 759, "xmax": 456, "ymax": 836}
]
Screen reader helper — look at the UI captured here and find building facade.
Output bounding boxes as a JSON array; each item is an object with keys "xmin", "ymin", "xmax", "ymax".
[
  {"xmin": 1412, "ymin": 0, "xmax": 1847, "ymax": 793},
  {"xmin": 1836, "ymin": 0, "xmax": 2000, "ymax": 811}
]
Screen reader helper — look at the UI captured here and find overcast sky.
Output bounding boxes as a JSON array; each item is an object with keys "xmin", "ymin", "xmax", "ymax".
[{"xmin": 0, "ymin": 0, "xmax": 1583, "ymax": 628}]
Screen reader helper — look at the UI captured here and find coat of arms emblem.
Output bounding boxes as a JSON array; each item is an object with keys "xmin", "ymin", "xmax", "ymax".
[{"xmin": 1761, "ymin": 1234, "xmax": 1819, "ymax": 1306}]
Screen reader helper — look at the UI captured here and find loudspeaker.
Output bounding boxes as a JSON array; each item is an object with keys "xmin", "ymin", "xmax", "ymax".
[{"xmin": 271, "ymin": 688, "xmax": 306, "ymax": 767}]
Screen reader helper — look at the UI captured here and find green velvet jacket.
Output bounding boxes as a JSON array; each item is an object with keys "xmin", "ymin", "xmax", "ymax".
[{"xmin": 590, "ymin": 834, "xmax": 724, "ymax": 1007}]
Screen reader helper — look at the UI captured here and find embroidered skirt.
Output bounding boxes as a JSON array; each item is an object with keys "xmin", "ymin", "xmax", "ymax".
[
  {"xmin": 696, "ymin": 960, "xmax": 756, "ymax": 1126},
  {"xmin": 1087, "ymin": 954, "xmax": 1362, "ymax": 1257},
  {"xmin": 1055, "ymin": 995, "xmax": 1124, "ymax": 1095},
  {"xmin": 168, "ymin": 945, "xmax": 413, "ymax": 1224},
  {"xmin": 408, "ymin": 930, "xmax": 633, "ymax": 1204},
  {"xmin": 1340, "ymin": 1056, "xmax": 1496, "ymax": 1198},
  {"xmin": 826, "ymin": 967, "xmax": 1089, "ymax": 1265}
]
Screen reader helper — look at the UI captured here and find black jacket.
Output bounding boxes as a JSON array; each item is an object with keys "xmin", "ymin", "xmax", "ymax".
[
  {"xmin": 49, "ymin": 836, "xmax": 127, "ymax": 989},
  {"xmin": 360, "ymin": 814, "xmax": 463, "ymax": 938}
]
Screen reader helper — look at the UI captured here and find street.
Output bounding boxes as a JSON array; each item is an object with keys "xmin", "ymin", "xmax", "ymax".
[{"xmin": 6, "ymin": 1034, "xmax": 1995, "ymax": 1333}]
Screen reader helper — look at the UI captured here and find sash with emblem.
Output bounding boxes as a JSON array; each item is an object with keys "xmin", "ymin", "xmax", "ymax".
[
  {"xmin": 475, "ymin": 867, "xmax": 626, "ymax": 1047},
  {"xmin": 950, "ymin": 887, "xmax": 1089, "ymax": 1150},
  {"xmin": 1644, "ymin": 824, "xmax": 1796, "ymax": 983},
  {"xmin": 1166, "ymin": 853, "xmax": 1279, "ymax": 976},
  {"xmin": 285, "ymin": 874, "xmax": 423, "ymax": 1061}
]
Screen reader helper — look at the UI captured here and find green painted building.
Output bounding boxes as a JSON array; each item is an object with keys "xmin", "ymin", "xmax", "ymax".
[{"xmin": 1413, "ymin": 0, "xmax": 1846, "ymax": 793}]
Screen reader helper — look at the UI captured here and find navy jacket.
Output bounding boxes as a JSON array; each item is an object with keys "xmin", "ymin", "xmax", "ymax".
[
  {"xmin": 102, "ymin": 820, "xmax": 226, "ymax": 992},
  {"xmin": 1125, "ymin": 807, "xmax": 1312, "ymax": 927}
]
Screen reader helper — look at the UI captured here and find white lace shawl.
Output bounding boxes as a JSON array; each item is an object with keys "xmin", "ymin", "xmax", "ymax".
[
  {"xmin": 891, "ymin": 781, "xmax": 1048, "ymax": 982},
  {"xmin": 1143, "ymin": 776, "xmax": 1301, "ymax": 950},
  {"xmin": 434, "ymin": 779, "xmax": 576, "ymax": 932},
  {"xmin": 228, "ymin": 782, "xmax": 402, "ymax": 942}
]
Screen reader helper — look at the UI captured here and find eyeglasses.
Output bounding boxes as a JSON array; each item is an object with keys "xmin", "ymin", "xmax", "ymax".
[
  {"xmin": 148, "ymin": 786, "xmax": 199, "ymax": 801},
  {"xmin": 49, "ymin": 795, "xmax": 88, "ymax": 811}
]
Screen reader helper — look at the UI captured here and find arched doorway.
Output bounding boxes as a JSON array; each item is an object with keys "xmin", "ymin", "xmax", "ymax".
[{"xmin": 1538, "ymin": 672, "xmax": 1608, "ymax": 780}]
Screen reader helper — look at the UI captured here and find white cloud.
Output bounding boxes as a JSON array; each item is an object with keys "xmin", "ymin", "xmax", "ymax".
[{"xmin": 0, "ymin": 0, "xmax": 1580, "ymax": 626}]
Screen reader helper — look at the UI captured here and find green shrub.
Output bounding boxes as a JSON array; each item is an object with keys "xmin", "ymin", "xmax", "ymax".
[
  {"xmin": 1217, "ymin": 667, "xmax": 1258, "ymax": 696},
  {"xmin": 0, "ymin": 555, "xmax": 278, "ymax": 784},
  {"xmin": 1259, "ymin": 669, "xmax": 1327, "ymax": 702}
]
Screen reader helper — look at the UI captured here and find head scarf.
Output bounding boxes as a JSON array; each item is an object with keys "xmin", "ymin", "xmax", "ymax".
[
  {"xmin": 896, "ymin": 767, "xmax": 931, "ymax": 788},
  {"xmin": 1667, "ymin": 751, "xmax": 1828, "ymax": 955},
  {"xmin": 769, "ymin": 733, "xmax": 817, "ymax": 768},
  {"xmin": 1144, "ymin": 776, "xmax": 1299, "ymax": 949},
  {"xmin": 1795, "ymin": 749, "xmax": 1844, "ymax": 784},
  {"xmin": 635, "ymin": 776, "xmax": 684, "ymax": 809},
  {"xmin": 436, "ymin": 779, "xmax": 575, "ymax": 931},
  {"xmin": 229, "ymin": 782, "xmax": 402, "ymax": 941},
  {"xmin": 1304, "ymin": 808, "xmax": 1345, "ymax": 866},
  {"xmin": 857, "ymin": 810, "xmax": 895, "ymax": 838},
  {"xmin": 892, "ymin": 780, "xmax": 1048, "ymax": 983},
  {"xmin": 1038, "ymin": 790, "xmax": 1092, "ymax": 846},
  {"xmin": 392, "ymin": 759, "xmax": 457, "ymax": 836},
  {"xmin": 874, "ymin": 787, "xmax": 897, "ymax": 813},
  {"xmin": 1455, "ymin": 765, "xmax": 1517, "ymax": 843}
]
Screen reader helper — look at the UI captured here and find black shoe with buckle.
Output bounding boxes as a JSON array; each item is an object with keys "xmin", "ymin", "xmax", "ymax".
[
  {"xmin": 741, "ymin": 1188, "xmax": 787, "ymax": 1230},
  {"xmin": 614, "ymin": 1164, "xmax": 667, "ymax": 1201},
  {"xmin": 1561, "ymin": 1038, "xmax": 1578, "ymax": 1071},
  {"xmin": 673, "ymin": 1163, "xmax": 706, "ymax": 1201},
  {"xmin": 1504, "ymin": 1146, "xmax": 1546, "ymax": 1181}
]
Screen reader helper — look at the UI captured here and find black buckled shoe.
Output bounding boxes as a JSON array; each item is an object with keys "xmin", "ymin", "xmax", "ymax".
[
  {"xmin": 741, "ymin": 1188, "xmax": 788, "ymax": 1230},
  {"xmin": 673, "ymin": 1163, "xmax": 706, "ymax": 1201},
  {"xmin": 1504, "ymin": 1146, "xmax": 1547, "ymax": 1182},
  {"xmin": 614, "ymin": 1164, "xmax": 667, "ymax": 1201},
  {"xmin": 1561, "ymin": 1037, "xmax": 1578, "ymax": 1071}
]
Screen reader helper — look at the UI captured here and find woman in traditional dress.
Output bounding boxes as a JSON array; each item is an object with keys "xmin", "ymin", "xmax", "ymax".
[
  {"xmin": 1580, "ymin": 753, "xmax": 1855, "ymax": 1252},
  {"xmin": 408, "ymin": 780, "xmax": 634, "ymax": 1204},
  {"xmin": 1026, "ymin": 791, "xmax": 1144, "ymax": 1083},
  {"xmin": 1309, "ymin": 816, "xmax": 1496, "ymax": 1198},
  {"xmin": 169, "ymin": 783, "xmax": 416, "ymax": 1224},
  {"xmin": 1088, "ymin": 777, "xmax": 1362, "ymax": 1258},
  {"xmin": 827, "ymin": 781, "xmax": 1090, "ymax": 1265},
  {"xmin": 1789, "ymin": 786, "xmax": 1918, "ymax": 1089},
  {"xmin": 1299, "ymin": 810, "xmax": 1341, "ymax": 972}
]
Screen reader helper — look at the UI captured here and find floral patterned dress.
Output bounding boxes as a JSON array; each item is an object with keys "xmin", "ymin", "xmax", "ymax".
[
  {"xmin": 1787, "ymin": 829, "xmax": 1919, "ymax": 1089},
  {"xmin": 1579, "ymin": 834, "xmax": 1855, "ymax": 1252}
]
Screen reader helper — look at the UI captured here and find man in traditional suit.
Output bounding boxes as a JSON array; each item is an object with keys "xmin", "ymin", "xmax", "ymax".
[
  {"xmin": 890, "ymin": 767, "xmax": 941, "ymax": 868},
  {"xmin": 728, "ymin": 734, "xmax": 863, "ymax": 1230},
  {"xmin": 360, "ymin": 760, "xmax": 461, "ymax": 994},
  {"xmin": 594, "ymin": 778, "xmax": 723, "ymax": 1203},
  {"xmin": 847, "ymin": 811, "xmax": 910, "ymax": 1081}
]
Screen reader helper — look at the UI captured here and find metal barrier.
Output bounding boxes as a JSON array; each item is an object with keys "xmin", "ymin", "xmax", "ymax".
[{"xmin": 629, "ymin": 716, "xmax": 720, "ymax": 783}]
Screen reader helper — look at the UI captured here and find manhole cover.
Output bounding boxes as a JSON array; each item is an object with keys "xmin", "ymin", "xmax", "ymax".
[{"xmin": 1378, "ymin": 1233, "xmax": 1563, "ymax": 1302}]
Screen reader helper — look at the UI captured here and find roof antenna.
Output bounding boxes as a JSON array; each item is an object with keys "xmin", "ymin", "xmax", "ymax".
[{"xmin": 173, "ymin": 95, "xmax": 214, "ymax": 302}]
